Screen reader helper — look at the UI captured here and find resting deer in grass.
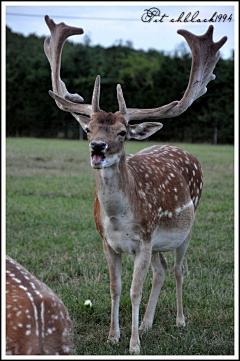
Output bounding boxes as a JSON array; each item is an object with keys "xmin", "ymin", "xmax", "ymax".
[
  {"xmin": 44, "ymin": 15, "xmax": 227, "ymax": 354},
  {"xmin": 6, "ymin": 255, "xmax": 72, "ymax": 355}
]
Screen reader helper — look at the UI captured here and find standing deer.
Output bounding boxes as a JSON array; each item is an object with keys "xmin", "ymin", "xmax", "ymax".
[
  {"xmin": 6, "ymin": 255, "xmax": 72, "ymax": 355},
  {"xmin": 44, "ymin": 15, "xmax": 227, "ymax": 354}
]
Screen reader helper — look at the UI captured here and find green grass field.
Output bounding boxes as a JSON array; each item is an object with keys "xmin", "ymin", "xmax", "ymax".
[{"xmin": 6, "ymin": 137, "xmax": 234, "ymax": 355}]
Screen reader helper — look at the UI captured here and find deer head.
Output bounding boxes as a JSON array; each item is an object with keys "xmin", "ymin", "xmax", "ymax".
[{"xmin": 44, "ymin": 15, "xmax": 227, "ymax": 170}]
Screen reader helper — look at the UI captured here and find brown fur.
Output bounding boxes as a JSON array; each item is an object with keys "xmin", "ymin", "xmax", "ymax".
[{"xmin": 6, "ymin": 256, "xmax": 72, "ymax": 355}]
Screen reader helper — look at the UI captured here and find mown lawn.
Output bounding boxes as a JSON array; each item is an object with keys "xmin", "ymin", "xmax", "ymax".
[{"xmin": 5, "ymin": 137, "xmax": 234, "ymax": 356}]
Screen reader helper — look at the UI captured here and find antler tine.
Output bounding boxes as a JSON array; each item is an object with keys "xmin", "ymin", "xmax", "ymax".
[
  {"xmin": 117, "ymin": 84, "xmax": 128, "ymax": 115},
  {"xmin": 124, "ymin": 25, "xmax": 227, "ymax": 121},
  {"xmin": 44, "ymin": 15, "xmax": 92, "ymax": 117},
  {"xmin": 92, "ymin": 75, "xmax": 101, "ymax": 112}
]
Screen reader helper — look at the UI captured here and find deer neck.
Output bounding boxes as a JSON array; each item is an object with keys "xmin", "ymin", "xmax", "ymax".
[{"xmin": 95, "ymin": 154, "xmax": 133, "ymax": 218}]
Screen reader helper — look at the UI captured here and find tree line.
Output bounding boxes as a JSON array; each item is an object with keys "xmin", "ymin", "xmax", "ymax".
[{"xmin": 6, "ymin": 26, "xmax": 234, "ymax": 144}]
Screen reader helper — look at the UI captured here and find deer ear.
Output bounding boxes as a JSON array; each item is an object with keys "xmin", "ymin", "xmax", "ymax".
[
  {"xmin": 128, "ymin": 122, "xmax": 163, "ymax": 140},
  {"xmin": 71, "ymin": 113, "xmax": 91, "ymax": 132}
]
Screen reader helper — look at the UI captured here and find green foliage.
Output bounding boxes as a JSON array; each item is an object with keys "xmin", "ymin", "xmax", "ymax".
[
  {"xmin": 6, "ymin": 138, "xmax": 234, "ymax": 355},
  {"xmin": 6, "ymin": 26, "xmax": 234, "ymax": 143}
]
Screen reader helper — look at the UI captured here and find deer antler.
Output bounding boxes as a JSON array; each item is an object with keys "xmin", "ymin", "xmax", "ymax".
[
  {"xmin": 45, "ymin": 17, "xmax": 227, "ymax": 124},
  {"xmin": 117, "ymin": 25, "xmax": 227, "ymax": 121},
  {"xmin": 44, "ymin": 15, "xmax": 100, "ymax": 120}
]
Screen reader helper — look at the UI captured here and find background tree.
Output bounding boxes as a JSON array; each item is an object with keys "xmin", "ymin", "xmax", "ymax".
[{"xmin": 6, "ymin": 27, "xmax": 234, "ymax": 144}]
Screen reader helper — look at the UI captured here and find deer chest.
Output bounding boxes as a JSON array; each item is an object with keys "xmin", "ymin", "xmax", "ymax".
[{"xmin": 102, "ymin": 214, "xmax": 144, "ymax": 255}]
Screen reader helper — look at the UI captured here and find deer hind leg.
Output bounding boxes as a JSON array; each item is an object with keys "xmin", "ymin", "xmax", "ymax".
[
  {"xmin": 102, "ymin": 239, "xmax": 122, "ymax": 343},
  {"xmin": 140, "ymin": 252, "xmax": 167, "ymax": 331},
  {"xmin": 174, "ymin": 230, "xmax": 192, "ymax": 327}
]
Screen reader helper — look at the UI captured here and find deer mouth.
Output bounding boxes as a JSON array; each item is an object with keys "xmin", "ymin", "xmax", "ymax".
[{"xmin": 91, "ymin": 151, "xmax": 106, "ymax": 167}]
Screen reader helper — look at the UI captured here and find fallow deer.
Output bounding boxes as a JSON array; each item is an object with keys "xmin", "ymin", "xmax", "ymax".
[
  {"xmin": 44, "ymin": 15, "xmax": 227, "ymax": 354},
  {"xmin": 6, "ymin": 255, "xmax": 72, "ymax": 355}
]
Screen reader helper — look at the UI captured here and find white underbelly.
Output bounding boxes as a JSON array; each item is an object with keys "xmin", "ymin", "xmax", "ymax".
[
  {"xmin": 103, "ymin": 201, "xmax": 194, "ymax": 254},
  {"xmin": 151, "ymin": 227, "xmax": 190, "ymax": 252},
  {"xmin": 106, "ymin": 226, "xmax": 190, "ymax": 254},
  {"xmin": 105, "ymin": 223, "xmax": 191, "ymax": 254}
]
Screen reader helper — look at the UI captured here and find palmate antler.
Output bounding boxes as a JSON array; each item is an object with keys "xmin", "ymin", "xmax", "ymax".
[
  {"xmin": 44, "ymin": 15, "xmax": 227, "ymax": 123},
  {"xmin": 123, "ymin": 26, "xmax": 228, "ymax": 121},
  {"xmin": 44, "ymin": 15, "xmax": 100, "ymax": 124}
]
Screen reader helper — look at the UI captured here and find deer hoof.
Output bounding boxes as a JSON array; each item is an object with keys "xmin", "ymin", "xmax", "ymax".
[
  {"xmin": 107, "ymin": 333, "xmax": 120, "ymax": 344},
  {"xmin": 139, "ymin": 321, "xmax": 152, "ymax": 332},
  {"xmin": 129, "ymin": 344, "xmax": 140, "ymax": 355},
  {"xmin": 176, "ymin": 317, "xmax": 186, "ymax": 327},
  {"xmin": 129, "ymin": 338, "xmax": 140, "ymax": 355}
]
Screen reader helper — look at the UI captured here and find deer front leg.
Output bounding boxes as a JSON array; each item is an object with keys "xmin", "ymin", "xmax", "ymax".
[
  {"xmin": 129, "ymin": 243, "xmax": 152, "ymax": 354},
  {"xmin": 103, "ymin": 238, "xmax": 122, "ymax": 343}
]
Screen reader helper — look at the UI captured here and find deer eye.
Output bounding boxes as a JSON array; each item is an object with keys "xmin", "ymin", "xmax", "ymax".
[
  {"xmin": 86, "ymin": 128, "xmax": 91, "ymax": 134},
  {"xmin": 118, "ymin": 130, "xmax": 126, "ymax": 137}
]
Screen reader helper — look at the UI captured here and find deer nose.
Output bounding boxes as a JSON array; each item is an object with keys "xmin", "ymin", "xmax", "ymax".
[{"xmin": 90, "ymin": 141, "xmax": 108, "ymax": 153}]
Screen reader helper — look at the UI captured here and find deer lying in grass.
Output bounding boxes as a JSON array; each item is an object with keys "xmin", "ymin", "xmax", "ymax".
[
  {"xmin": 6, "ymin": 255, "xmax": 72, "ymax": 355},
  {"xmin": 44, "ymin": 15, "xmax": 227, "ymax": 354}
]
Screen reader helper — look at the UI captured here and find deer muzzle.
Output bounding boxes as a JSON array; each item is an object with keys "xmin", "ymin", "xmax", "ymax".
[{"xmin": 90, "ymin": 141, "xmax": 108, "ymax": 167}]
